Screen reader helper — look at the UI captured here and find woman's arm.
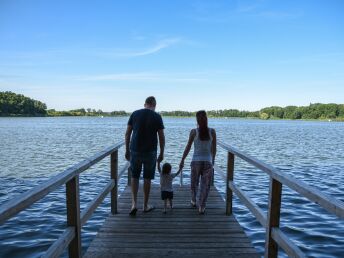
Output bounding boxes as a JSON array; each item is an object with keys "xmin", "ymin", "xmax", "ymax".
[
  {"xmin": 211, "ymin": 129, "xmax": 217, "ymax": 165},
  {"xmin": 179, "ymin": 129, "xmax": 196, "ymax": 170}
]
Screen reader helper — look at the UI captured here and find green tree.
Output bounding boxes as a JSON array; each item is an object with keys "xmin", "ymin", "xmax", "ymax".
[
  {"xmin": 0, "ymin": 91, "xmax": 47, "ymax": 116},
  {"xmin": 260, "ymin": 112, "xmax": 270, "ymax": 120}
]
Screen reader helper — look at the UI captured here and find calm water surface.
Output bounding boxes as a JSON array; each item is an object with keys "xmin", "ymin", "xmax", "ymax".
[{"xmin": 0, "ymin": 117, "xmax": 343, "ymax": 257}]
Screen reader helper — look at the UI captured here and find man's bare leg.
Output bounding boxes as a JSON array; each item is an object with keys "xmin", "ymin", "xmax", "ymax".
[
  {"xmin": 143, "ymin": 178, "xmax": 151, "ymax": 211},
  {"xmin": 163, "ymin": 199, "xmax": 167, "ymax": 213},
  {"xmin": 131, "ymin": 177, "xmax": 139, "ymax": 210}
]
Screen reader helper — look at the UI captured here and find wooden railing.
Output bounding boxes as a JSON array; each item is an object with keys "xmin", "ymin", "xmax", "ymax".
[
  {"xmin": 215, "ymin": 141, "xmax": 344, "ymax": 258},
  {"xmin": 0, "ymin": 140, "xmax": 129, "ymax": 258},
  {"xmin": 1, "ymin": 139, "xmax": 343, "ymax": 258}
]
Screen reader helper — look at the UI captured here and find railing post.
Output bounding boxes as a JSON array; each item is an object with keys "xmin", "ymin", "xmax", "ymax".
[
  {"xmin": 127, "ymin": 166, "xmax": 132, "ymax": 186},
  {"xmin": 111, "ymin": 150, "xmax": 118, "ymax": 214},
  {"xmin": 226, "ymin": 152, "xmax": 235, "ymax": 215},
  {"xmin": 265, "ymin": 178, "xmax": 282, "ymax": 258},
  {"xmin": 180, "ymin": 170, "xmax": 183, "ymax": 186},
  {"xmin": 66, "ymin": 176, "xmax": 81, "ymax": 258}
]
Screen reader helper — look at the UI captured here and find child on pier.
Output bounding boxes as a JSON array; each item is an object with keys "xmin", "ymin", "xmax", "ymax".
[{"xmin": 157, "ymin": 162, "xmax": 182, "ymax": 213}]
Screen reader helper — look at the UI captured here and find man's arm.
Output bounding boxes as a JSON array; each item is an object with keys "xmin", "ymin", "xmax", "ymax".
[
  {"xmin": 157, "ymin": 129, "xmax": 165, "ymax": 163},
  {"xmin": 125, "ymin": 125, "xmax": 133, "ymax": 161},
  {"xmin": 157, "ymin": 161, "xmax": 162, "ymax": 174}
]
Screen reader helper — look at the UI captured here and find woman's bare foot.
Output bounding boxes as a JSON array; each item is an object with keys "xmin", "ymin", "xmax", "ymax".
[{"xmin": 198, "ymin": 207, "xmax": 205, "ymax": 215}]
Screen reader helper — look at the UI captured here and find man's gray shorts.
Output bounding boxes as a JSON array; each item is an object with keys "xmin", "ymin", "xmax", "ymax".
[{"xmin": 130, "ymin": 151, "xmax": 157, "ymax": 180}]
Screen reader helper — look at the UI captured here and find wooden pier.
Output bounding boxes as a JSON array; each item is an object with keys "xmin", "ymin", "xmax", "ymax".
[
  {"xmin": 0, "ymin": 140, "xmax": 343, "ymax": 258},
  {"xmin": 84, "ymin": 185, "xmax": 259, "ymax": 258}
]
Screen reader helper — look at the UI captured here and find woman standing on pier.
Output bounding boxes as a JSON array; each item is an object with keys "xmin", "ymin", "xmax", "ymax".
[{"xmin": 179, "ymin": 110, "xmax": 217, "ymax": 214}]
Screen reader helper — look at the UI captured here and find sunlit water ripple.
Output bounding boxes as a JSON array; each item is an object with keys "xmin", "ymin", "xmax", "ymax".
[{"xmin": 0, "ymin": 117, "xmax": 343, "ymax": 257}]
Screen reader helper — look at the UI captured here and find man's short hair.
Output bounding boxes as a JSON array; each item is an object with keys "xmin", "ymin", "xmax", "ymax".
[{"xmin": 145, "ymin": 96, "xmax": 156, "ymax": 106}]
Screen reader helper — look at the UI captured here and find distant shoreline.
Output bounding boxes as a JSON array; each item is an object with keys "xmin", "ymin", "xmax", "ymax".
[
  {"xmin": 1, "ymin": 114, "xmax": 343, "ymax": 122},
  {"xmin": 1, "ymin": 91, "xmax": 344, "ymax": 121}
]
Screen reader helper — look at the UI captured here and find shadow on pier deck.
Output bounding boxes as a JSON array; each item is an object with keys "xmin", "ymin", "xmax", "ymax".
[{"xmin": 84, "ymin": 185, "xmax": 259, "ymax": 258}]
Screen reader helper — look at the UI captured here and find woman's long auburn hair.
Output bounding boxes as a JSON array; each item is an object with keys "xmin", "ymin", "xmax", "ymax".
[{"xmin": 196, "ymin": 110, "xmax": 210, "ymax": 141}]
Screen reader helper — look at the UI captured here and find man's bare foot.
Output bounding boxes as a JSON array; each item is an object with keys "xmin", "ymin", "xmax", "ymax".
[
  {"xmin": 129, "ymin": 207, "xmax": 137, "ymax": 216},
  {"xmin": 143, "ymin": 205, "xmax": 155, "ymax": 213}
]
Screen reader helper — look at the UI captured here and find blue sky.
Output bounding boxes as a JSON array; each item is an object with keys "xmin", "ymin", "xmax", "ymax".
[{"xmin": 0, "ymin": 0, "xmax": 343, "ymax": 111}]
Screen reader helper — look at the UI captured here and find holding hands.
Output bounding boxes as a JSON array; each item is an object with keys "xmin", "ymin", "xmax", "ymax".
[
  {"xmin": 179, "ymin": 158, "xmax": 185, "ymax": 171},
  {"xmin": 125, "ymin": 150, "xmax": 130, "ymax": 161},
  {"xmin": 157, "ymin": 153, "xmax": 164, "ymax": 163}
]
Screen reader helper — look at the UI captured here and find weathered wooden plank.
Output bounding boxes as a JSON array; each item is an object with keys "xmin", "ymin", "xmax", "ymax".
[
  {"xmin": 85, "ymin": 185, "xmax": 259, "ymax": 258},
  {"xmin": 102, "ymin": 221, "xmax": 242, "ymax": 227},
  {"xmin": 118, "ymin": 162, "xmax": 130, "ymax": 179},
  {"xmin": 117, "ymin": 204, "xmax": 225, "ymax": 209},
  {"xmin": 95, "ymin": 232, "xmax": 250, "ymax": 239},
  {"xmin": 110, "ymin": 151, "xmax": 118, "ymax": 215},
  {"xmin": 101, "ymin": 220, "xmax": 242, "ymax": 226},
  {"xmin": 215, "ymin": 164, "xmax": 267, "ymax": 227},
  {"xmin": 85, "ymin": 141, "xmax": 124, "ymax": 168},
  {"xmin": 228, "ymin": 182, "xmax": 267, "ymax": 227},
  {"xmin": 0, "ymin": 160, "xmax": 88, "ymax": 225},
  {"xmin": 80, "ymin": 180, "xmax": 115, "ymax": 226},
  {"xmin": 92, "ymin": 236, "xmax": 251, "ymax": 242},
  {"xmin": 271, "ymin": 227, "xmax": 306, "ymax": 258},
  {"xmin": 0, "ymin": 141, "xmax": 124, "ymax": 225},
  {"xmin": 42, "ymin": 227, "xmax": 75, "ymax": 258},
  {"xmin": 118, "ymin": 193, "xmax": 222, "ymax": 197},
  {"xmin": 97, "ymin": 228, "xmax": 248, "ymax": 234},
  {"xmin": 104, "ymin": 215, "xmax": 237, "ymax": 221},
  {"xmin": 218, "ymin": 141, "xmax": 344, "ymax": 219},
  {"xmin": 88, "ymin": 243, "xmax": 256, "ymax": 249},
  {"xmin": 84, "ymin": 252, "xmax": 259, "ymax": 258},
  {"xmin": 84, "ymin": 250, "xmax": 260, "ymax": 258},
  {"xmin": 66, "ymin": 176, "xmax": 81, "ymax": 258},
  {"xmin": 226, "ymin": 152, "xmax": 235, "ymax": 215},
  {"xmin": 265, "ymin": 178, "xmax": 282, "ymax": 258},
  {"xmin": 85, "ymin": 247, "xmax": 259, "ymax": 254}
]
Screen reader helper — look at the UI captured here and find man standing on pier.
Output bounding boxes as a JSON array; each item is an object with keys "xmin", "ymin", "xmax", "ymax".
[{"xmin": 125, "ymin": 96, "xmax": 165, "ymax": 215}]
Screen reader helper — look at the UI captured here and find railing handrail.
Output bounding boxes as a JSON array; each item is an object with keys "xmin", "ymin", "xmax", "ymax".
[
  {"xmin": 218, "ymin": 141, "xmax": 344, "ymax": 218},
  {"xmin": 0, "ymin": 140, "xmax": 129, "ymax": 258},
  {"xmin": 216, "ymin": 140, "xmax": 344, "ymax": 258},
  {"xmin": 0, "ymin": 140, "xmax": 125, "ymax": 224}
]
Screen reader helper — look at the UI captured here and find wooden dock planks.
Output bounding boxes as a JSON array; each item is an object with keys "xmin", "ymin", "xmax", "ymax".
[{"xmin": 84, "ymin": 185, "xmax": 260, "ymax": 258}]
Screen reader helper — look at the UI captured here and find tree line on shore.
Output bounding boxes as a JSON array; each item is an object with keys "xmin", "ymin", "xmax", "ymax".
[
  {"xmin": 0, "ymin": 91, "xmax": 47, "ymax": 116},
  {"xmin": 1, "ymin": 91, "xmax": 344, "ymax": 120},
  {"xmin": 47, "ymin": 108, "xmax": 128, "ymax": 117}
]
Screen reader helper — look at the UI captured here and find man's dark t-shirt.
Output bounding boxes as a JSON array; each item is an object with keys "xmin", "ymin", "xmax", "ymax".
[{"xmin": 128, "ymin": 109, "xmax": 164, "ymax": 152}]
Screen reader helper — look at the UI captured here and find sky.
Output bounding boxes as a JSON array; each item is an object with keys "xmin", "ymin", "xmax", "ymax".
[{"xmin": 0, "ymin": 0, "xmax": 343, "ymax": 112}]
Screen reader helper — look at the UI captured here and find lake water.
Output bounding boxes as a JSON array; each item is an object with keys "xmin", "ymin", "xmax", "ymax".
[{"xmin": 0, "ymin": 117, "xmax": 343, "ymax": 257}]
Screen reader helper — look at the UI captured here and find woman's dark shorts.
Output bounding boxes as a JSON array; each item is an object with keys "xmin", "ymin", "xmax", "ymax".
[{"xmin": 161, "ymin": 191, "xmax": 173, "ymax": 200}]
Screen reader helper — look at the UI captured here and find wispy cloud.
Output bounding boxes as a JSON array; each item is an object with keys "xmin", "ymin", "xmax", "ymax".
[
  {"xmin": 97, "ymin": 38, "xmax": 182, "ymax": 58},
  {"xmin": 236, "ymin": 0, "xmax": 264, "ymax": 13},
  {"xmin": 278, "ymin": 52, "xmax": 344, "ymax": 64},
  {"xmin": 73, "ymin": 71, "xmax": 206, "ymax": 82},
  {"xmin": 75, "ymin": 72, "xmax": 159, "ymax": 81},
  {"xmin": 0, "ymin": 74, "xmax": 24, "ymax": 79},
  {"xmin": 187, "ymin": 0, "xmax": 302, "ymax": 23},
  {"xmin": 255, "ymin": 10, "xmax": 303, "ymax": 19},
  {"xmin": 0, "ymin": 37, "xmax": 184, "ymax": 66}
]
